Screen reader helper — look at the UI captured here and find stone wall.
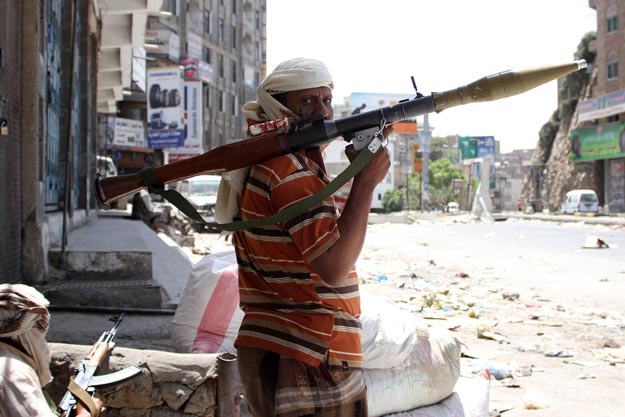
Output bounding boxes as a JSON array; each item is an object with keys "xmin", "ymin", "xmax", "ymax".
[
  {"xmin": 47, "ymin": 343, "xmax": 236, "ymax": 417},
  {"xmin": 522, "ymin": 66, "xmax": 601, "ymax": 211}
]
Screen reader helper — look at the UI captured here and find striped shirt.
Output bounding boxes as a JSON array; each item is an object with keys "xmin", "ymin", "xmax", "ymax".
[{"xmin": 233, "ymin": 149, "xmax": 364, "ymax": 371}]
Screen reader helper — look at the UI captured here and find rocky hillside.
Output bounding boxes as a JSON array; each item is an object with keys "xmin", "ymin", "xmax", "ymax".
[{"xmin": 521, "ymin": 33, "xmax": 600, "ymax": 211}]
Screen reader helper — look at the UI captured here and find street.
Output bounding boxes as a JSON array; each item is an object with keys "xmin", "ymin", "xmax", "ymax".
[
  {"xmin": 358, "ymin": 215, "xmax": 625, "ymax": 311},
  {"xmin": 348, "ymin": 216, "xmax": 625, "ymax": 417},
  {"xmin": 47, "ymin": 215, "xmax": 625, "ymax": 416},
  {"xmin": 194, "ymin": 215, "xmax": 625, "ymax": 416}
]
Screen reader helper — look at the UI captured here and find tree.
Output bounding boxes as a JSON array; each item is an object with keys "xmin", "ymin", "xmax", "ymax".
[
  {"xmin": 428, "ymin": 158, "xmax": 465, "ymax": 208},
  {"xmin": 382, "ymin": 189, "xmax": 404, "ymax": 213},
  {"xmin": 406, "ymin": 172, "xmax": 421, "ymax": 210},
  {"xmin": 429, "ymin": 137, "xmax": 451, "ymax": 161}
]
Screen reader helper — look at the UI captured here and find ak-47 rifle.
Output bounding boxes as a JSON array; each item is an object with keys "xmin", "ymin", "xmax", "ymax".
[
  {"xmin": 57, "ymin": 314, "xmax": 142, "ymax": 417},
  {"xmin": 95, "ymin": 59, "xmax": 587, "ymax": 206}
]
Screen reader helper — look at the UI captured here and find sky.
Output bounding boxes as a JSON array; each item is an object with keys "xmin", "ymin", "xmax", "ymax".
[{"xmin": 265, "ymin": 0, "xmax": 597, "ymax": 153}]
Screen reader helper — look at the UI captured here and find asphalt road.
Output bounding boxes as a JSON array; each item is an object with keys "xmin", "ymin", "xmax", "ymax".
[
  {"xmin": 372, "ymin": 215, "xmax": 625, "ymax": 312},
  {"xmin": 48, "ymin": 214, "xmax": 625, "ymax": 416},
  {"xmin": 357, "ymin": 216, "xmax": 625, "ymax": 417}
]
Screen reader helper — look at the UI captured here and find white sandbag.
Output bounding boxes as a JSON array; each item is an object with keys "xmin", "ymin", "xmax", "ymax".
[
  {"xmin": 361, "ymin": 288, "xmax": 425, "ymax": 369},
  {"xmin": 171, "ymin": 250, "xmax": 243, "ymax": 353},
  {"xmin": 365, "ymin": 327, "xmax": 462, "ymax": 417},
  {"xmin": 383, "ymin": 371, "xmax": 491, "ymax": 417}
]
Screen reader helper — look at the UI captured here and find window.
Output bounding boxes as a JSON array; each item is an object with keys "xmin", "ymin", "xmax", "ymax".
[
  {"xmin": 607, "ymin": 4, "xmax": 618, "ymax": 33},
  {"xmin": 218, "ymin": 54, "xmax": 224, "ymax": 77},
  {"xmin": 232, "ymin": 0, "xmax": 237, "ymax": 14},
  {"xmin": 219, "ymin": 91, "xmax": 225, "ymax": 112},
  {"xmin": 232, "ymin": 95, "xmax": 239, "ymax": 116},
  {"xmin": 608, "ymin": 51, "xmax": 618, "ymax": 80},
  {"xmin": 219, "ymin": 18, "xmax": 224, "ymax": 43},
  {"xmin": 231, "ymin": 60, "xmax": 237, "ymax": 83},
  {"xmin": 205, "ymin": 85, "xmax": 212, "ymax": 108},
  {"xmin": 232, "ymin": 26, "xmax": 237, "ymax": 49},
  {"xmin": 203, "ymin": 9, "xmax": 211, "ymax": 34},
  {"xmin": 608, "ymin": 62, "xmax": 619, "ymax": 80},
  {"xmin": 165, "ymin": 0, "xmax": 179, "ymax": 16},
  {"xmin": 607, "ymin": 16, "xmax": 618, "ymax": 33},
  {"xmin": 204, "ymin": 47, "xmax": 211, "ymax": 64}
]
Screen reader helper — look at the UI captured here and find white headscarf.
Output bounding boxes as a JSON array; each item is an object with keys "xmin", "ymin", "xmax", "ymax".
[
  {"xmin": 0, "ymin": 284, "xmax": 53, "ymax": 386},
  {"xmin": 215, "ymin": 58, "xmax": 334, "ymax": 223}
]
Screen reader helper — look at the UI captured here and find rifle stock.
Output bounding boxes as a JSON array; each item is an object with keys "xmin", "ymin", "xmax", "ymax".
[
  {"xmin": 96, "ymin": 129, "xmax": 291, "ymax": 205},
  {"xmin": 95, "ymin": 60, "xmax": 586, "ymax": 206}
]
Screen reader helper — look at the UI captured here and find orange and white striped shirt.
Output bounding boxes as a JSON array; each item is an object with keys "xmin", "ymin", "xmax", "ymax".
[{"xmin": 233, "ymin": 150, "xmax": 363, "ymax": 370}]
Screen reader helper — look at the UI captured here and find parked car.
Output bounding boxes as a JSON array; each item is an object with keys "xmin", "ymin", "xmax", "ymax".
[
  {"xmin": 559, "ymin": 189, "xmax": 599, "ymax": 214},
  {"xmin": 446, "ymin": 201, "xmax": 459, "ymax": 214},
  {"xmin": 174, "ymin": 175, "xmax": 222, "ymax": 232},
  {"xmin": 96, "ymin": 155, "xmax": 117, "ymax": 177}
]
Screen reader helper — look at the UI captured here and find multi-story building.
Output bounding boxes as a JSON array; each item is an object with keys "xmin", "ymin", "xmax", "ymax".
[
  {"xmin": 494, "ymin": 149, "xmax": 534, "ymax": 211},
  {"xmin": 573, "ymin": 0, "xmax": 625, "ymax": 213},
  {"xmin": 105, "ymin": 0, "xmax": 267, "ymax": 178},
  {"xmin": 0, "ymin": 0, "xmax": 267, "ymax": 284}
]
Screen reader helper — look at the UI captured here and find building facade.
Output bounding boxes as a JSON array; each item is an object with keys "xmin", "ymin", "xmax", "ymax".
[
  {"xmin": 0, "ymin": 0, "xmax": 103, "ymax": 284},
  {"xmin": 573, "ymin": 0, "xmax": 625, "ymax": 213},
  {"xmin": 0, "ymin": 0, "xmax": 267, "ymax": 284},
  {"xmin": 101, "ymin": 0, "xmax": 266, "ymax": 186}
]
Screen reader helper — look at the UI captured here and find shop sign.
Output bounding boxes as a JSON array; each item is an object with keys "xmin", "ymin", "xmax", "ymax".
[
  {"xmin": 144, "ymin": 29, "xmax": 180, "ymax": 62},
  {"xmin": 106, "ymin": 117, "xmax": 146, "ymax": 147},
  {"xmin": 570, "ymin": 121, "xmax": 625, "ymax": 162},
  {"xmin": 578, "ymin": 89, "xmax": 625, "ymax": 122},
  {"xmin": 147, "ymin": 67, "xmax": 185, "ymax": 148},
  {"xmin": 168, "ymin": 81, "xmax": 204, "ymax": 163}
]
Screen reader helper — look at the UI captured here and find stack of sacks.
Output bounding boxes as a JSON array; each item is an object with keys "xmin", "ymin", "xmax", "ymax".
[
  {"xmin": 171, "ymin": 253, "xmax": 484, "ymax": 417},
  {"xmin": 359, "ymin": 288, "xmax": 462, "ymax": 417}
]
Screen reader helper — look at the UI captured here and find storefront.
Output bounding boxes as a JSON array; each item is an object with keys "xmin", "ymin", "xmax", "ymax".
[{"xmin": 570, "ymin": 120, "xmax": 625, "ymax": 213}]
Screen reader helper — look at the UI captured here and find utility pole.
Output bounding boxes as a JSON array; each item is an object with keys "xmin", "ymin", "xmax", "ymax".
[{"xmin": 421, "ymin": 113, "xmax": 431, "ymax": 211}]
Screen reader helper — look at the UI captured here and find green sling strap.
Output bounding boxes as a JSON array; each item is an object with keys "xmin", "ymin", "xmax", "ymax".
[{"xmin": 140, "ymin": 139, "xmax": 381, "ymax": 231}]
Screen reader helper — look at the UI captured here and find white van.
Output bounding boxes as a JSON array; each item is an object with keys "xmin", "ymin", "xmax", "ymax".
[
  {"xmin": 446, "ymin": 201, "xmax": 460, "ymax": 214},
  {"xmin": 560, "ymin": 189, "xmax": 599, "ymax": 214}
]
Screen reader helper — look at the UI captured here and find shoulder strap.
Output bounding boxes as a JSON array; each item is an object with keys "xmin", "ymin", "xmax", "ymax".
[
  {"xmin": 141, "ymin": 140, "xmax": 380, "ymax": 231},
  {"xmin": 67, "ymin": 378, "xmax": 99, "ymax": 417}
]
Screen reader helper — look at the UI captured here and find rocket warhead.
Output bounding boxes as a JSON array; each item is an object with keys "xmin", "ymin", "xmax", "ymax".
[{"xmin": 433, "ymin": 59, "xmax": 587, "ymax": 112}]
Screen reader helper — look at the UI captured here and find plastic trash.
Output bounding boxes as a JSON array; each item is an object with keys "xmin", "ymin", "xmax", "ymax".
[
  {"xmin": 582, "ymin": 235, "xmax": 609, "ymax": 249},
  {"xmin": 476, "ymin": 323, "xmax": 506, "ymax": 342},
  {"xmin": 545, "ymin": 350, "xmax": 575, "ymax": 358},
  {"xmin": 463, "ymin": 359, "xmax": 517, "ymax": 380}
]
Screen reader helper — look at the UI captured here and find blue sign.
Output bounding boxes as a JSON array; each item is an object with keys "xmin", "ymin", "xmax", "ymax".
[
  {"xmin": 476, "ymin": 136, "xmax": 495, "ymax": 158},
  {"xmin": 148, "ymin": 128, "xmax": 185, "ymax": 148}
]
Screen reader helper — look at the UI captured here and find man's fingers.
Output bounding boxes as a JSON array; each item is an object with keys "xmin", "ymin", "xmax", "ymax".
[{"xmin": 344, "ymin": 144, "xmax": 357, "ymax": 161}]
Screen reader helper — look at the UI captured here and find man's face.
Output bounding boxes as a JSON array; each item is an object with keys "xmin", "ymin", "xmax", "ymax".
[{"xmin": 284, "ymin": 87, "xmax": 334, "ymax": 121}]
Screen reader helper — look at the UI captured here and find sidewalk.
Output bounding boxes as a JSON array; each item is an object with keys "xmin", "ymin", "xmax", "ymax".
[
  {"xmin": 45, "ymin": 209, "xmax": 198, "ymax": 349},
  {"xmin": 368, "ymin": 210, "xmax": 625, "ymax": 227},
  {"xmin": 501, "ymin": 210, "xmax": 625, "ymax": 226},
  {"xmin": 59, "ymin": 209, "xmax": 194, "ymax": 308}
]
